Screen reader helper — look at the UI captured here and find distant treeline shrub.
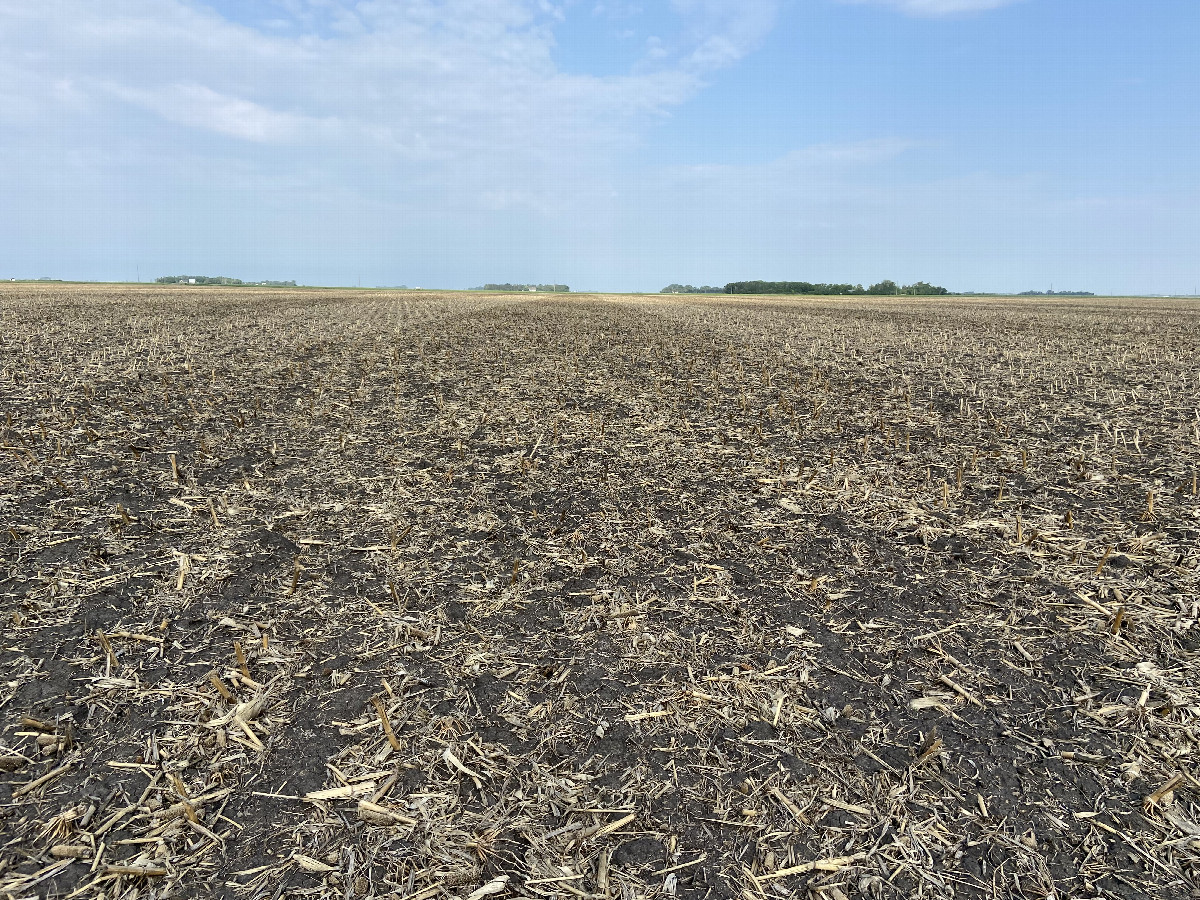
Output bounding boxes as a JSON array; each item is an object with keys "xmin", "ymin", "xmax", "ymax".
[
  {"xmin": 723, "ymin": 280, "xmax": 948, "ymax": 296},
  {"xmin": 1018, "ymin": 290, "xmax": 1094, "ymax": 296},
  {"xmin": 157, "ymin": 276, "xmax": 244, "ymax": 285},
  {"xmin": 155, "ymin": 276, "xmax": 297, "ymax": 286},
  {"xmin": 479, "ymin": 284, "xmax": 569, "ymax": 292},
  {"xmin": 661, "ymin": 284, "xmax": 723, "ymax": 294}
]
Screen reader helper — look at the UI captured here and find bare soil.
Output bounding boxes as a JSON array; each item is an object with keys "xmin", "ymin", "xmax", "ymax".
[{"xmin": 1, "ymin": 285, "xmax": 1199, "ymax": 900}]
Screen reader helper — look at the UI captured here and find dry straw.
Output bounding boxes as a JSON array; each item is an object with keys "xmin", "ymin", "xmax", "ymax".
[{"xmin": 0, "ymin": 284, "xmax": 1198, "ymax": 899}]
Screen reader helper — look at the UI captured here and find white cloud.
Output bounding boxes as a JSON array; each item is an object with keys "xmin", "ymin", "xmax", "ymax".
[
  {"xmin": 0, "ymin": 0, "xmax": 794, "ymax": 286},
  {"xmin": 0, "ymin": 0, "xmax": 774, "ymax": 160},
  {"xmin": 108, "ymin": 83, "xmax": 331, "ymax": 143},
  {"xmin": 671, "ymin": 0, "xmax": 778, "ymax": 69},
  {"xmin": 840, "ymin": 0, "xmax": 1026, "ymax": 17}
]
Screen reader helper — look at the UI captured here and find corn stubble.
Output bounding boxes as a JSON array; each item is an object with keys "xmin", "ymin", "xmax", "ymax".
[{"xmin": 1, "ymin": 284, "xmax": 1199, "ymax": 899}]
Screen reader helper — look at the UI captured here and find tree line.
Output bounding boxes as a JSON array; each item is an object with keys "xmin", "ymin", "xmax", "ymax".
[
  {"xmin": 477, "ymin": 283, "xmax": 570, "ymax": 292},
  {"xmin": 720, "ymin": 280, "xmax": 948, "ymax": 296},
  {"xmin": 661, "ymin": 284, "xmax": 723, "ymax": 294},
  {"xmin": 156, "ymin": 276, "xmax": 297, "ymax": 286},
  {"xmin": 1018, "ymin": 290, "xmax": 1094, "ymax": 296}
]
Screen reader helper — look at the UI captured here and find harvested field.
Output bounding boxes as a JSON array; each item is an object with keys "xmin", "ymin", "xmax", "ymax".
[{"xmin": 2, "ymin": 284, "xmax": 1199, "ymax": 900}]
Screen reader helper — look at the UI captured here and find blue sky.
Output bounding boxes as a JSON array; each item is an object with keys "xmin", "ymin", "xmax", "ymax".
[{"xmin": 1, "ymin": 0, "xmax": 1197, "ymax": 293}]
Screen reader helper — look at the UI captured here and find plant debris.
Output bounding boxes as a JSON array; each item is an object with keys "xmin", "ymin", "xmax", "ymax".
[{"xmin": 2, "ymin": 284, "xmax": 1199, "ymax": 899}]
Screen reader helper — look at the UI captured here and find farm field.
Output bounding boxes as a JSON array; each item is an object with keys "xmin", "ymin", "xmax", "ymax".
[{"xmin": 1, "ymin": 284, "xmax": 1199, "ymax": 900}]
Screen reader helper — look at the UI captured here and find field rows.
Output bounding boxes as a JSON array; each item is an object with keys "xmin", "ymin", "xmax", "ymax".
[{"xmin": 1, "ymin": 286, "xmax": 1199, "ymax": 899}]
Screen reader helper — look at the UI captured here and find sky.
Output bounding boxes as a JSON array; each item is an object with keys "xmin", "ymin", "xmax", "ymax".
[{"xmin": 1, "ymin": 0, "xmax": 1197, "ymax": 294}]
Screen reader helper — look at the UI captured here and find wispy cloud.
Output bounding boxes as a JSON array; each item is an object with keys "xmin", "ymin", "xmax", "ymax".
[
  {"xmin": 107, "ymin": 83, "xmax": 332, "ymax": 143},
  {"xmin": 670, "ymin": 0, "xmax": 778, "ymax": 69},
  {"xmin": 7, "ymin": 0, "xmax": 1183, "ymax": 295},
  {"xmin": 0, "ymin": 0, "xmax": 798, "ymax": 285},
  {"xmin": 0, "ymin": 0, "xmax": 775, "ymax": 150},
  {"xmin": 0, "ymin": 0, "xmax": 785, "ymax": 218},
  {"xmin": 840, "ymin": 0, "xmax": 1027, "ymax": 17}
]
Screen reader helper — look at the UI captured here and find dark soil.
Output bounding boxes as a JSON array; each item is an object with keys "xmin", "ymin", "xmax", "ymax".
[{"xmin": 1, "ymin": 285, "xmax": 1198, "ymax": 900}]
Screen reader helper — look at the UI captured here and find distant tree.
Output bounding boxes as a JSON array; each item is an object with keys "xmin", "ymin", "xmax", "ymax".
[
  {"xmin": 479, "ymin": 283, "xmax": 569, "ymax": 292},
  {"xmin": 1018, "ymin": 289, "xmax": 1093, "ymax": 296},
  {"xmin": 725, "ymin": 281, "xmax": 866, "ymax": 295},
  {"xmin": 723, "ymin": 279, "xmax": 948, "ymax": 296},
  {"xmin": 155, "ymin": 275, "xmax": 245, "ymax": 285},
  {"xmin": 900, "ymin": 281, "xmax": 949, "ymax": 295},
  {"xmin": 661, "ymin": 284, "xmax": 721, "ymax": 294}
]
